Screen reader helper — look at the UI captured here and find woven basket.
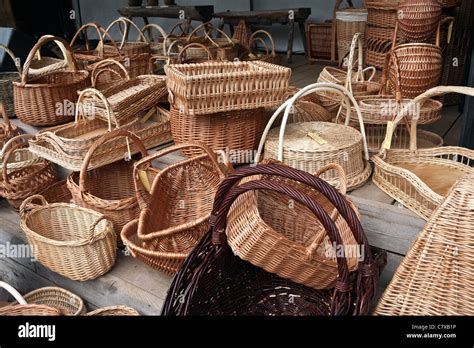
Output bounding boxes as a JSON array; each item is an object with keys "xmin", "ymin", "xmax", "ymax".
[
  {"xmin": 280, "ymin": 86, "xmax": 332, "ymax": 123},
  {"xmin": 90, "ymin": 58, "xmax": 130, "ymax": 91},
  {"xmin": 40, "ymin": 180, "xmax": 72, "ymax": 204},
  {"xmin": 372, "ymin": 86, "xmax": 474, "ymax": 220},
  {"xmin": 257, "ymin": 83, "xmax": 371, "ymax": 191},
  {"xmin": 161, "ymin": 163, "xmax": 387, "ymax": 316},
  {"xmin": 10, "ymin": 286, "xmax": 85, "ymax": 316},
  {"xmin": 175, "ymin": 43, "xmax": 213, "ymax": 64},
  {"xmin": 0, "ymin": 103, "xmax": 20, "ymax": 148},
  {"xmin": 68, "ymin": 130, "xmax": 148, "ymax": 238},
  {"xmin": 367, "ymin": 7, "xmax": 398, "ymax": 27},
  {"xmin": 388, "ymin": 23, "xmax": 443, "ymax": 98},
  {"xmin": 28, "ymin": 88, "xmax": 171, "ymax": 171},
  {"xmin": 2, "ymin": 142, "xmax": 57, "ymax": 209},
  {"xmin": 367, "ymin": 25, "xmax": 395, "ymax": 41},
  {"xmin": 0, "ymin": 135, "xmax": 43, "ymax": 183},
  {"xmin": 165, "ymin": 60, "xmax": 290, "ymax": 115},
  {"xmin": 241, "ymin": 30, "xmax": 279, "ymax": 64},
  {"xmin": 306, "ymin": 22, "xmax": 334, "ymax": 61},
  {"xmin": 104, "ymin": 17, "xmax": 151, "ymax": 56},
  {"xmin": 366, "ymin": 37, "xmax": 393, "ymax": 69},
  {"xmin": 0, "ymin": 282, "xmax": 61, "ymax": 316},
  {"xmin": 13, "ymin": 35, "xmax": 90, "ymax": 126},
  {"xmin": 20, "ymin": 195, "xmax": 117, "ymax": 281},
  {"xmin": 169, "ymin": 107, "xmax": 267, "ymax": 163},
  {"xmin": 122, "ymin": 143, "xmax": 231, "ymax": 274},
  {"xmin": 375, "ymin": 172, "xmax": 474, "ymax": 315},
  {"xmin": 140, "ymin": 23, "xmax": 168, "ymax": 55},
  {"xmin": 86, "ymin": 305, "xmax": 139, "ymax": 316},
  {"xmin": 232, "ymin": 20, "xmax": 252, "ymax": 51},
  {"xmin": 397, "ymin": 0, "xmax": 442, "ymax": 42},
  {"xmin": 0, "ymin": 44, "xmax": 21, "ymax": 117},
  {"xmin": 336, "ymin": 9, "xmax": 368, "ymax": 64},
  {"xmin": 70, "ymin": 22, "xmax": 122, "ymax": 70},
  {"xmin": 365, "ymin": 0, "xmax": 400, "ymax": 9}
]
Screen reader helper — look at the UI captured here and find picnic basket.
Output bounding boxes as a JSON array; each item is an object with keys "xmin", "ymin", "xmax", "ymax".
[
  {"xmin": 0, "ymin": 103, "xmax": 20, "ymax": 148},
  {"xmin": 122, "ymin": 143, "xmax": 231, "ymax": 274},
  {"xmin": 70, "ymin": 22, "xmax": 122, "ymax": 70},
  {"xmin": 161, "ymin": 163, "xmax": 386, "ymax": 316},
  {"xmin": 2, "ymin": 142, "xmax": 57, "ymax": 209},
  {"xmin": 169, "ymin": 106, "xmax": 267, "ymax": 162},
  {"xmin": 397, "ymin": 0, "xmax": 442, "ymax": 42},
  {"xmin": 28, "ymin": 88, "xmax": 171, "ymax": 171},
  {"xmin": 0, "ymin": 44, "xmax": 21, "ymax": 116},
  {"xmin": 257, "ymin": 83, "xmax": 371, "ymax": 191},
  {"xmin": 86, "ymin": 305, "xmax": 139, "ymax": 316},
  {"xmin": 19, "ymin": 195, "xmax": 117, "ymax": 281},
  {"xmin": 165, "ymin": 60, "xmax": 291, "ymax": 115},
  {"xmin": 67, "ymin": 130, "xmax": 148, "ymax": 237},
  {"xmin": 372, "ymin": 86, "xmax": 474, "ymax": 220},
  {"xmin": 10, "ymin": 286, "xmax": 85, "ymax": 316},
  {"xmin": 375, "ymin": 172, "xmax": 474, "ymax": 315},
  {"xmin": 13, "ymin": 35, "xmax": 90, "ymax": 126},
  {"xmin": 0, "ymin": 282, "xmax": 61, "ymax": 316}
]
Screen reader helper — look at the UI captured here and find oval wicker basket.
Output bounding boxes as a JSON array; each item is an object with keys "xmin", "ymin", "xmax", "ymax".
[
  {"xmin": 397, "ymin": 0, "xmax": 442, "ymax": 42},
  {"xmin": 122, "ymin": 143, "xmax": 231, "ymax": 274},
  {"xmin": 0, "ymin": 44, "xmax": 21, "ymax": 117},
  {"xmin": 13, "ymin": 35, "xmax": 90, "ymax": 126},
  {"xmin": 0, "ymin": 282, "xmax": 61, "ymax": 316},
  {"xmin": 19, "ymin": 195, "xmax": 117, "ymax": 281},
  {"xmin": 86, "ymin": 305, "xmax": 139, "ymax": 316},
  {"xmin": 372, "ymin": 86, "xmax": 474, "ymax": 220},
  {"xmin": 67, "ymin": 130, "xmax": 148, "ymax": 238},
  {"xmin": 257, "ymin": 83, "xmax": 371, "ymax": 191}
]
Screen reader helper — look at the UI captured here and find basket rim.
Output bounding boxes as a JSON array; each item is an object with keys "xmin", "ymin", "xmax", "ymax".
[{"xmin": 12, "ymin": 70, "xmax": 89, "ymax": 88}]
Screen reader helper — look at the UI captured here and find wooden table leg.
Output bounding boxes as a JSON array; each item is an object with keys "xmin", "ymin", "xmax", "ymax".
[
  {"xmin": 299, "ymin": 21, "xmax": 308, "ymax": 59},
  {"xmin": 287, "ymin": 18, "xmax": 295, "ymax": 63}
]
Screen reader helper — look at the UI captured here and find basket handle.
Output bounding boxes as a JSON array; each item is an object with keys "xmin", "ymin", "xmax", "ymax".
[
  {"xmin": 0, "ymin": 281, "xmax": 27, "ymax": 305},
  {"xmin": 140, "ymin": 23, "xmax": 168, "ymax": 55},
  {"xmin": 88, "ymin": 215, "xmax": 109, "ymax": 242},
  {"xmin": 70, "ymin": 22, "xmax": 122, "ymax": 58},
  {"xmin": 168, "ymin": 20, "xmax": 194, "ymax": 37},
  {"xmin": 76, "ymin": 88, "xmax": 118, "ymax": 131},
  {"xmin": 0, "ymin": 134, "xmax": 33, "ymax": 158},
  {"xmin": 21, "ymin": 35, "xmax": 77, "ymax": 85},
  {"xmin": 344, "ymin": 32, "xmax": 365, "ymax": 93},
  {"xmin": 19, "ymin": 194, "xmax": 48, "ymax": 218},
  {"xmin": 379, "ymin": 85, "xmax": 474, "ymax": 156},
  {"xmin": 79, "ymin": 130, "xmax": 148, "ymax": 193},
  {"xmin": 249, "ymin": 30, "xmax": 276, "ymax": 57},
  {"xmin": 104, "ymin": 17, "xmax": 148, "ymax": 50},
  {"xmin": 2, "ymin": 141, "xmax": 32, "ymax": 187},
  {"xmin": 148, "ymin": 54, "xmax": 170, "ymax": 74},
  {"xmin": 91, "ymin": 58, "xmax": 130, "ymax": 88},
  {"xmin": 314, "ymin": 163, "xmax": 347, "ymax": 195},
  {"xmin": 177, "ymin": 43, "xmax": 213, "ymax": 63},
  {"xmin": 188, "ymin": 22, "xmax": 234, "ymax": 47},
  {"xmin": 0, "ymin": 44, "xmax": 22, "ymax": 74},
  {"xmin": 255, "ymin": 82, "xmax": 370, "ymax": 163}
]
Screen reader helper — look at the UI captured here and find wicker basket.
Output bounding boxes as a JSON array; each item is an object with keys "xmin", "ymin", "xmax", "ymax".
[
  {"xmin": 104, "ymin": 17, "xmax": 151, "ymax": 56},
  {"xmin": 169, "ymin": 107, "xmax": 267, "ymax": 163},
  {"xmin": 366, "ymin": 37, "xmax": 393, "ymax": 69},
  {"xmin": 2, "ymin": 142, "xmax": 57, "ymax": 209},
  {"xmin": 161, "ymin": 163, "xmax": 387, "ymax": 316},
  {"xmin": 90, "ymin": 58, "xmax": 130, "ymax": 91},
  {"xmin": 86, "ymin": 305, "xmax": 139, "ymax": 316},
  {"xmin": 367, "ymin": 7, "xmax": 398, "ymax": 27},
  {"xmin": 375, "ymin": 172, "xmax": 474, "ymax": 315},
  {"xmin": 0, "ymin": 282, "xmax": 61, "ymax": 316},
  {"xmin": 257, "ymin": 83, "xmax": 371, "ymax": 191},
  {"xmin": 372, "ymin": 86, "xmax": 474, "ymax": 220},
  {"xmin": 165, "ymin": 60, "xmax": 290, "ymax": 115},
  {"xmin": 0, "ymin": 103, "xmax": 20, "ymax": 148},
  {"xmin": 0, "ymin": 44, "xmax": 21, "ymax": 117},
  {"xmin": 67, "ymin": 130, "xmax": 148, "ymax": 238},
  {"xmin": 140, "ymin": 23, "xmax": 168, "ymax": 55},
  {"xmin": 281, "ymin": 86, "xmax": 332, "ymax": 123},
  {"xmin": 232, "ymin": 19, "xmax": 252, "ymax": 51},
  {"xmin": 367, "ymin": 25, "xmax": 395, "ymax": 41},
  {"xmin": 28, "ymin": 88, "xmax": 171, "ymax": 171},
  {"xmin": 397, "ymin": 0, "xmax": 442, "ymax": 42},
  {"xmin": 365, "ymin": 0, "xmax": 400, "ymax": 9},
  {"xmin": 19, "ymin": 195, "xmax": 117, "ymax": 281},
  {"xmin": 175, "ymin": 43, "xmax": 213, "ymax": 64},
  {"xmin": 388, "ymin": 23, "xmax": 443, "ymax": 98},
  {"xmin": 13, "ymin": 35, "xmax": 90, "ymax": 126},
  {"xmin": 306, "ymin": 22, "xmax": 334, "ymax": 62},
  {"xmin": 70, "ymin": 22, "xmax": 122, "ymax": 70},
  {"xmin": 122, "ymin": 143, "xmax": 231, "ymax": 274},
  {"xmin": 336, "ymin": 8, "xmax": 368, "ymax": 64},
  {"xmin": 40, "ymin": 180, "xmax": 72, "ymax": 204},
  {"xmin": 241, "ymin": 30, "xmax": 279, "ymax": 64},
  {"xmin": 10, "ymin": 286, "xmax": 85, "ymax": 316}
]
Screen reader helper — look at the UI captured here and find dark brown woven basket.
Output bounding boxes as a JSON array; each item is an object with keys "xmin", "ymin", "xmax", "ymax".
[{"xmin": 162, "ymin": 163, "xmax": 387, "ymax": 316}]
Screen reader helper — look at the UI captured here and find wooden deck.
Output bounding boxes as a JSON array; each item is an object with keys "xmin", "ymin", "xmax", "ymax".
[{"xmin": 0, "ymin": 54, "xmax": 462, "ymax": 314}]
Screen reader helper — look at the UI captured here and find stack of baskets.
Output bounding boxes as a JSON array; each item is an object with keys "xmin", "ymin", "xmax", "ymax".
[{"xmin": 165, "ymin": 60, "xmax": 290, "ymax": 164}]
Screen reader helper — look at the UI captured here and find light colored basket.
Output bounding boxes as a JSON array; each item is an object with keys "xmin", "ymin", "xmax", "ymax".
[
  {"xmin": 336, "ymin": 9, "xmax": 368, "ymax": 64},
  {"xmin": 67, "ymin": 130, "xmax": 148, "ymax": 238},
  {"xmin": 86, "ymin": 305, "xmax": 139, "ymax": 316},
  {"xmin": 19, "ymin": 195, "xmax": 117, "ymax": 281},
  {"xmin": 375, "ymin": 172, "xmax": 474, "ymax": 315},
  {"xmin": 0, "ymin": 44, "xmax": 21, "ymax": 117},
  {"xmin": 372, "ymin": 86, "xmax": 474, "ymax": 220},
  {"xmin": 281, "ymin": 86, "xmax": 333, "ymax": 123},
  {"xmin": 13, "ymin": 35, "xmax": 90, "ymax": 126},
  {"xmin": 0, "ymin": 282, "xmax": 60, "ymax": 316},
  {"xmin": 256, "ymin": 82, "xmax": 371, "ymax": 191},
  {"xmin": 397, "ymin": 0, "xmax": 442, "ymax": 42},
  {"xmin": 103, "ymin": 17, "xmax": 151, "ymax": 56},
  {"xmin": 241, "ymin": 30, "xmax": 279, "ymax": 64},
  {"xmin": 90, "ymin": 58, "xmax": 130, "ymax": 91},
  {"xmin": 165, "ymin": 60, "xmax": 291, "ymax": 115},
  {"xmin": 0, "ymin": 103, "xmax": 20, "ymax": 148},
  {"xmin": 123, "ymin": 143, "xmax": 231, "ymax": 274}
]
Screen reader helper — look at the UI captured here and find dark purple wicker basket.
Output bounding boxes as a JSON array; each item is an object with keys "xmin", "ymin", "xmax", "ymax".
[{"xmin": 162, "ymin": 164, "xmax": 386, "ymax": 316}]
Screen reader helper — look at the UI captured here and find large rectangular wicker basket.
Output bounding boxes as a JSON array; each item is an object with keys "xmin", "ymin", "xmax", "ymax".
[{"xmin": 165, "ymin": 61, "xmax": 291, "ymax": 115}]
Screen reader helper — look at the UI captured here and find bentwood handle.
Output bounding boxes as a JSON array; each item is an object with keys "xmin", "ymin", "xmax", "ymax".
[{"xmin": 70, "ymin": 22, "xmax": 122, "ymax": 58}]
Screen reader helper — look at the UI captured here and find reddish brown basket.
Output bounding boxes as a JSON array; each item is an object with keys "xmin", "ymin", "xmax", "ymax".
[
  {"xmin": 13, "ymin": 35, "xmax": 90, "ymax": 126},
  {"xmin": 67, "ymin": 130, "xmax": 148, "ymax": 238},
  {"xmin": 0, "ymin": 44, "xmax": 21, "ymax": 117},
  {"xmin": 397, "ymin": 0, "xmax": 442, "ymax": 42},
  {"xmin": 103, "ymin": 17, "xmax": 151, "ymax": 56},
  {"xmin": 161, "ymin": 164, "xmax": 386, "ymax": 316}
]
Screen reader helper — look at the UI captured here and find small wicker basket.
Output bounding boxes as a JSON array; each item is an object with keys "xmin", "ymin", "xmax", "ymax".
[{"xmin": 0, "ymin": 282, "xmax": 60, "ymax": 316}]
